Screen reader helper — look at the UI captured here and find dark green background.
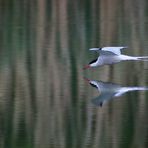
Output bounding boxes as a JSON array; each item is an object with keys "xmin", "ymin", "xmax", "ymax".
[{"xmin": 0, "ymin": 0, "xmax": 148, "ymax": 148}]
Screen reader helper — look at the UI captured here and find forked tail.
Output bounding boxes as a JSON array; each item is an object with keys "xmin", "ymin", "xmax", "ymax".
[{"xmin": 136, "ymin": 56, "xmax": 148, "ymax": 61}]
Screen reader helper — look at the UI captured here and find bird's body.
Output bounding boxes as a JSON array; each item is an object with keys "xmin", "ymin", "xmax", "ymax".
[
  {"xmin": 84, "ymin": 47, "xmax": 148, "ymax": 69},
  {"xmin": 84, "ymin": 78, "xmax": 148, "ymax": 107}
]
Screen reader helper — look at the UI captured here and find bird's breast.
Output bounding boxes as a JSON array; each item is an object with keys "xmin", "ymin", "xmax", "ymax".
[{"xmin": 100, "ymin": 55, "xmax": 121, "ymax": 65}]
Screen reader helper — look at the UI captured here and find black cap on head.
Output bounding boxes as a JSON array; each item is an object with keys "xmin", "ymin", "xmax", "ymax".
[
  {"xmin": 89, "ymin": 58, "xmax": 97, "ymax": 64},
  {"xmin": 90, "ymin": 83, "xmax": 97, "ymax": 88}
]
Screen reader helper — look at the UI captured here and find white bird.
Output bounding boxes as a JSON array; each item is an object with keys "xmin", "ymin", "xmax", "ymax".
[
  {"xmin": 84, "ymin": 47, "xmax": 148, "ymax": 69},
  {"xmin": 84, "ymin": 78, "xmax": 148, "ymax": 107}
]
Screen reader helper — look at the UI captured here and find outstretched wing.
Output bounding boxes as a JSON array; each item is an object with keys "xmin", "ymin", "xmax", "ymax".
[
  {"xmin": 98, "ymin": 50, "xmax": 118, "ymax": 56},
  {"xmin": 115, "ymin": 87, "xmax": 148, "ymax": 97},
  {"xmin": 89, "ymin": 47, "xmax": 127, "ymax": 55},
  {"xmin": 91, "ymin": 92, "xmax": 116, "ymax": 107},
  {"xmin": 102, "ymin": 47, "xmax": 127, "ymax": 55}
]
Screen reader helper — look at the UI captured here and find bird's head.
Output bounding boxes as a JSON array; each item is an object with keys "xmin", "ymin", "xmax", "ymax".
[
  {"xmin": 83, "ymin": 47, "xmax": 102, "ymax": 70},
  {"xmin": 83, "ymin": 58, "xmax": 98, "ymax": 70},
  {"xmin": 89, "ymin": 81, "xmax": 98, "ymax": 89},
  {"xmin": 84, "ymin": 77, "xmax": 98, "ymax": 89}
]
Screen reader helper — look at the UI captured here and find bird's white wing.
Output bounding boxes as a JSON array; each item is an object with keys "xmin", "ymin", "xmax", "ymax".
[
  {"xmin": 102, "ymin": 47, "xmax": 127, "ymax": 55},
  {"xmin": 89, "ymin": 48, "xmax": 117, "ymax": 55},
  {"xmin": 89, "ymin": 47, "xmax": 127, "ymax": 55},
  {"xmin": 89, "ymin": 48, "xmax": 101, "ymax": 51},
  {"xmin": 91, "ymin": 92, "xmax": 116, "ymax": 107},
  {"xmin": 98, "ymin": 50, "xmax": 118, "ymax": 56}
]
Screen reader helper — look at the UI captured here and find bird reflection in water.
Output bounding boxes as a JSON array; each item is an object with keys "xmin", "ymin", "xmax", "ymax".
[{"xmin": 84, "ymin": 78, "xmax": 148, "ymax": 107}]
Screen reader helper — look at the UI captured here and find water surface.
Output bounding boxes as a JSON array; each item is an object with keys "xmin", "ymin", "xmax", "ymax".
[{"xmin": 0, "ymin": 0, "xmax": 148, "ymax": 148}]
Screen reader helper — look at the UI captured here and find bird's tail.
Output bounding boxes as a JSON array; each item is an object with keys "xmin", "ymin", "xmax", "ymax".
[{"xmin": 136, "ymin": 56, "xmax": 148, "ymax": 61}]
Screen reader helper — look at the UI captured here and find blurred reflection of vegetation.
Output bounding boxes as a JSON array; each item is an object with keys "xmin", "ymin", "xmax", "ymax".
[{"xmin": 0, "ymin": 0, "xmax": 147, "ymax": 148}]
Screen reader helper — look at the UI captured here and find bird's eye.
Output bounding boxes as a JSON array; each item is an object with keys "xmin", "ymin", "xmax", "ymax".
[
  {"xmin": 89, "ymin": 58, "xmax": 97, "ymax": 64},
  {"xmin": 99, "ymin": 48, "xmax": 102, "ymax": 50}
]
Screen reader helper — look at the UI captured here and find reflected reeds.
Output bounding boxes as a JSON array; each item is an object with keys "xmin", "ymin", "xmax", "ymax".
[{"xmin": 0, "ymin": 0, "xmax": 148, "ymax": 148}]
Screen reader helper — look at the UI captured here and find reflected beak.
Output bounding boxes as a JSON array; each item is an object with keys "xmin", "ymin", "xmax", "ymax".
[
  {"xmin": 83, "ymin": 65, "xmax": 90, "ymax": 70},
  {"xmin": 84, "ymin": 77, "xmax": 91, "ymax": 83}
]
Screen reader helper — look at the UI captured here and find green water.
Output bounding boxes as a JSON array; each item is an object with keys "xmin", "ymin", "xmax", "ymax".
[{"xmin": 0, "ymin": 0, "xmax": 148, "ymax": 148}]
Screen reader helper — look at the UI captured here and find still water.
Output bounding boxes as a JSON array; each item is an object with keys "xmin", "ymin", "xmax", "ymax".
[{"xmin": 0, "ymin": 0, "xmax": 148, "ymax": 148}]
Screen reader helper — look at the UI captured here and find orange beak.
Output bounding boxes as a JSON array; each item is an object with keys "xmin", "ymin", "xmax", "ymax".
[{"xmin": 83, "ymin": 65, "xmax": 90, "ymax": 70}]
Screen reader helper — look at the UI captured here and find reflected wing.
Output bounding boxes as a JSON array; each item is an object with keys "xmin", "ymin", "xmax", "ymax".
[
  {"xmin": 91, "ymin": 92, "xmax": 116, "ymax": 107},
  {"xmin": 102, "ymin": 47, "xmax": 127, "ymax": 55},
  {"xmin": 94, "ymin": 80, "xmax": 121, "ymax": 90},
  {"xmin": 115, "ymin": 87, "xmax": 148, "ymax": 97}
]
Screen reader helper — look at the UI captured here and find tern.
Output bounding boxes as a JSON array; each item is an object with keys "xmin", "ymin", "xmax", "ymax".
[
  {"xmin": 84, "ymin": 78, "xmax": 148, "ymax": 107},
  {"xmin": 84, "ymin": 47, "xmax": 148, "ymax": 69}
]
